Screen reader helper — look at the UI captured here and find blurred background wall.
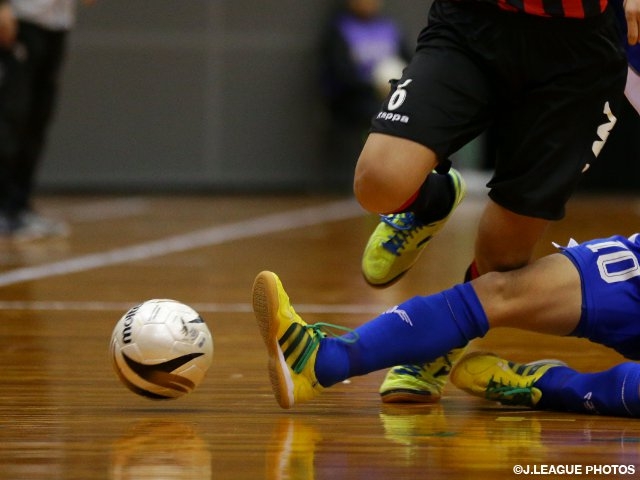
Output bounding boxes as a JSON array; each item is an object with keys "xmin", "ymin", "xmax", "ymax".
[
  {"xmin": 37, "ymin": 0, "xmax": 639, "ymax": 194},
  {"xmin": 38, "ymin": 0, "xmax": 431, "ymax": 193}
]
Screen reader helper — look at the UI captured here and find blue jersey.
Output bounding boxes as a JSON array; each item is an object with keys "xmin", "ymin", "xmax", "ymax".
[
  {"xmin": 560, "ymin": 234, "xmax": 640, "ymax": 360},
  {"xmin": 628, "ymin": 45, "xmax": 640, "ymax": 73}
]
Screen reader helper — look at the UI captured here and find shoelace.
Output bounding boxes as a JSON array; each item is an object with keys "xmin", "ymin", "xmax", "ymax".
[
  {"xmin": 485, "ymin": 375, "xmax": 535, "ymax": 405},
  {"xmin": 380, "ymin": 213, "xmax": 424, "ymax": 255},
  {"xmin": 292, "ymin": 322, "xmax": 359, "ymax": 374}
]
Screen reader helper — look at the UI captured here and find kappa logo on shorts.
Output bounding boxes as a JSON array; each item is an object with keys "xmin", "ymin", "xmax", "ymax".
[
  {"xmin": 591, "ymin": 101, "xmax": 617, "ymax": 157},
  {"xmin": 376, "ymin": 111, "xmax": 410, "ymax": 123},
  {"xmin": 378, "ymin": 78, "xmax": 412, "ymax": 123}
]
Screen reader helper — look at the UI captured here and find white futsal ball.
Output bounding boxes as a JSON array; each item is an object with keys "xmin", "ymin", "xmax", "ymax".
[{"xmin": 110, "ymin": 299, "xmax": 213, "ymax": 399}]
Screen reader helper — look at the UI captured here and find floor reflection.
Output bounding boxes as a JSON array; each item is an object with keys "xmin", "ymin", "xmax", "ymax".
[
  {"xmin": 110, "ymin": 420, "xmax": 211, "ymax": 480},
  {"xmin": 262, "ymin": 403, "xmax": 640, "ymax": 479}
]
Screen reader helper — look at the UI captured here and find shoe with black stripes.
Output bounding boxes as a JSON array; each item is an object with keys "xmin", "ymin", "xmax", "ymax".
[
  {"xmin": 252, "ymin": 271, "xmax": 327, "ymax": 409},
  {"xmin": 450, "ymin": 352, "xmax": 566, "ymax": 407}
]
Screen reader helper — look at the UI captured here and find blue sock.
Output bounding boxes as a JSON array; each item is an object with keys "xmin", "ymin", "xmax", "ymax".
[
  {"xmin": 314, "ymin": 283, "xmax": 489, "ymax": 387},
  {"xmin": 535, "ymin": 363, "xmax": 640, "ymax": 417}
]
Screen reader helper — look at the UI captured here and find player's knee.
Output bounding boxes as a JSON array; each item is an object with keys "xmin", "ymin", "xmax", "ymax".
[
  {"xmin": 480, "ymin": 271, "xmax": 510, "ymax": 299},
  {"xmin": 354, "ymin": 160, "xmax": 390, "ymax": 213},
  {"xmin": 353, "ymin": 153, "xmax": 422, "ymax": 214},
  {"xmin": 474, "ymin": 271, "xmax": 515, "ymax": 327},
  {"xmin": 354, "ymin": 134, "xmax": 436, "ymax": 213}
]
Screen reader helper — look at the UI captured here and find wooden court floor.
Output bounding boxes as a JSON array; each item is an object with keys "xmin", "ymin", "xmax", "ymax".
[{"xmin": 1, "ymin": 188, "xmax": 640, "ymax": 479}]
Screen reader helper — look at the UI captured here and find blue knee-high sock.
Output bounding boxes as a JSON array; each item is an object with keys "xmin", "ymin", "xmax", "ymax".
[
  {"xmin": 314, "ymin": 283, "xmax": 489, "ymax": 387},
  {"xmin": 535, "ymin": 363, "xmax": 640, "ymax": 417}
]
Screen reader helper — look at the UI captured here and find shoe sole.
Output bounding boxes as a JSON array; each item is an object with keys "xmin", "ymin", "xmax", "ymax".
[
  {"xmin": 381, "ymin": 389, "xmax": 442, "ymax": 404},
  {"xmin": 363, "ymin": 269, "xmax": 409, "ymax": 289},
  {"xmin": 252, "ymin": 271, "xmax": 295, "ymax": 409}
]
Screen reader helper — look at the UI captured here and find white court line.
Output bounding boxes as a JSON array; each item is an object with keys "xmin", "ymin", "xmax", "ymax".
[
  {"xmin": 0, "ymin": 198, "xmax": 364, "ymax": 288},
  {"xmin": 0, "ymin": 300, "xmax": 386, "ymax": 315},
  {"xmin": 59, "ymin": 197, "xmax": 151, "ymax": 222}
]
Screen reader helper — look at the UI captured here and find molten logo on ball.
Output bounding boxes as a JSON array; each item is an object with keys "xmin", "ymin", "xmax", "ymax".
[{"xmin": 110, "ymin": 299, "xmax": 213, "ymax": 399}]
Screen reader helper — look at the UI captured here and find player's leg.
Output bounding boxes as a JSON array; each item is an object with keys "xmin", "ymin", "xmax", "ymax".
[
  {"xmin": 394, "ymin": 197, "xmax": 622, "ymax": 404},
  {"xmin": 0, "ymin": 23, "xmax": 69, "ymax": 239},
  {"xmin": 0, "ymin": 25, "xmax": 29, "ymax": 236},
  {"xmin": 367, "ymin": 1, "xmax": 503, "ymax": 402},
  {"xmin": 383, "ymin": 5, "xmax": 628, "ymax": 403},
  {"xmin": 536, "ymin": 362, "xmax": 640, "ymax": 417},
  {"xmin": 13, "ymin": 25, "xmax": 69, "ymax": 238},
  {"xmin": 453, "ymin": 234, "xmax": 640, "ymax": 417},
  {"xmin": 356, "ymin": 122, "xmax": 468, "ymax": 288},
  {"xmin": 253, "ymin": 251, "xmax": 581, "ymax": 408},
  {"xmin": 379, "ymin": 243, "xmax": 575, "ymax": 404},
  {"xmin": 358, "ymin": 154, "xmax": 466, "ymax": 287},
  {"xmin": 378, "ymin": 211, "xmax": 554, "ymax": 403},
  {"xmin": 358, "ymin": 2, "xmax": 493, "ymax": 288},
  {"xmin": 19, "ymin": 27, "xmax": 66, "ymax": 207},
  {"xmin": 475, "ymin": 253, "xmax": 581, "ymax": 335},
  {"xmin": 254, "ymin": 234, "xmax": 640, "ymax": 408},
  {"xmin": 480, "ymin": 233, "xmax": 640, "ymax": 351},
  {"xmin": 474, "ymin": 201, "xmax": 550, "ymax": 275},
  {"xmin": 354, "ymin": 134, "xmax": 437, "ymax": 215},
  {"xmin": 253, "ymin": 270, "xmax": 490, "ymax": 409},
  {"xmin": 451, "ymin": 353, "xmax": 640, "ymax": 417},
  {"xmin": 253, "ymin": 239, "xmax": 587, "ymax": 408}
]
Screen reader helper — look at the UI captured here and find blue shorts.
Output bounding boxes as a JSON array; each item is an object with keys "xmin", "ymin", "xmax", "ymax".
[{"xmin": 560, "ymin": 234, "xmax": 640, "ymax": 360}]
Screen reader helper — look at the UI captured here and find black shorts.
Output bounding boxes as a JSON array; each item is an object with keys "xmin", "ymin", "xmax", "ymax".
[{"xmin": 370, "ymin": 0, "xmax": 627, "ymax": 219}]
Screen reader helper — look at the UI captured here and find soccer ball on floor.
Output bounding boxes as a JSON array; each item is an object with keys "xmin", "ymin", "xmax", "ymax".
[{"xmin": 110, "ymin": 299, "xmax": 213, "ymax": 399}]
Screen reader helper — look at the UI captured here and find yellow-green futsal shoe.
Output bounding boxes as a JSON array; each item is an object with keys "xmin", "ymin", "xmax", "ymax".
[
  {"xmin": 380, "ymin": 347, "xmax": 467, "ymax": 403},
  {"xmin": 252, "ymin": 271, "xmax": 356, "ymax": 409},
  {"xmin": 450, "ymin": 352, "xmax": 566, "ymax": 407},
  {"xmin": 362, "ymin": 169, "xmax": 466, "ymax": 287}
]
